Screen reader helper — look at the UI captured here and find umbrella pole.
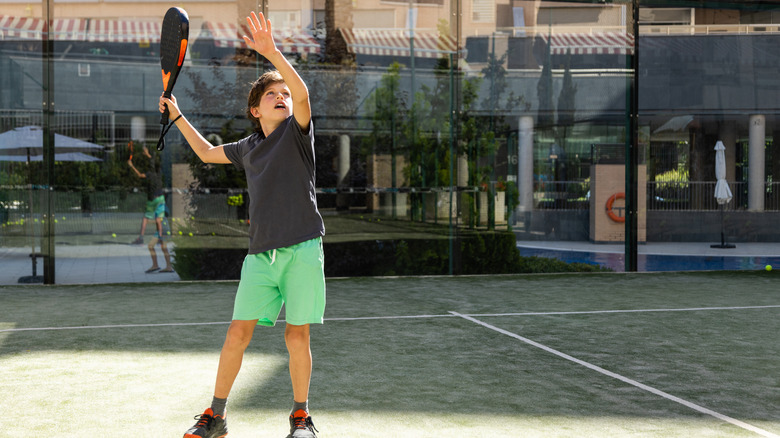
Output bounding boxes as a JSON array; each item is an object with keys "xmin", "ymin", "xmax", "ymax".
[
  {"xmin": 711, "ymin": 203, "xmax": 735, "ymax": 249},
  {"xmin": 19, "ymin": 149, "xmax": 44, "ymax": 283}
]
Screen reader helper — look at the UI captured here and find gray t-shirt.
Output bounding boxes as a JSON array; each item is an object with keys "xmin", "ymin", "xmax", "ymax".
[{"xmin": 222, "ymin": 116, "xmax": 324, "ymax": 254}]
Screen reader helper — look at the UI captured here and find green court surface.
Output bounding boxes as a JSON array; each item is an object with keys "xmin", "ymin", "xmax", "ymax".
[{"xmin": 1, "ymin": 272, "xmax": 779, "ymax": 437}]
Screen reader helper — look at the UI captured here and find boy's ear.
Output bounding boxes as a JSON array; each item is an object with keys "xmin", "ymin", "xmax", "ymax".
[{"xmin": 250, "ymin": 107, "xmax": 261, "ymax": 119}]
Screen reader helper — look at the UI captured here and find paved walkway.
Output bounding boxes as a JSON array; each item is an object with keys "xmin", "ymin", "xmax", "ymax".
[
  {"xmin": 516, "ymin": 240, "xmax": 780, "ymax": 257},
  {"xmin": 0, "ymin": 242, "xmax": 180, "ymax": 285},
  {"xmin": 516, "ymin": 240, "xmax": 780, "ymax": 272}
]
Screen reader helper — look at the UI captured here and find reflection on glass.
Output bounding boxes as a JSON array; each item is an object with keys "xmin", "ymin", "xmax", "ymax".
[{"xmin": 2, "ymin": 1, "xmax": 780, "ymax": 284}]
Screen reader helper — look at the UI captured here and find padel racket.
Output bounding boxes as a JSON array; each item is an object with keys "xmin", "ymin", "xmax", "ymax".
[{"xmin": 157, "ymin": 7, "xmax": 189, "ymax": 150}]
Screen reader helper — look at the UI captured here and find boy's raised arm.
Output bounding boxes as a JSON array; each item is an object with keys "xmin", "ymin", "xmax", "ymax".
[
  {"xmin": 243, "ymin": 11, "xmax": 312, "ymax": 131},
  {"xmin": 158, "ymin": 94, "xmax": 231, "ymax": 164}
]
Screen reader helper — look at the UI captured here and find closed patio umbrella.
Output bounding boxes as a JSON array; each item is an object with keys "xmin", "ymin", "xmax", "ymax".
[{"xmin": 711, "ymin": 140, "xmax": 735, "ymax": 249}]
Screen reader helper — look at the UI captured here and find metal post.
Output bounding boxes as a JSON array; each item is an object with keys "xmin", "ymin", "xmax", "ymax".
[
  {"xmin": 625, "ymin": 0, "xmax": 639, "ymax": 272},
  {"xmin": 42, "ymin": 0, "xmax": 56, "ymax": 284}
]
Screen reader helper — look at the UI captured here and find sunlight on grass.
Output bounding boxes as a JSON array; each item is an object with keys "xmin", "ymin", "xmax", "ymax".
[{"xmin": 2, "ymin": 350, "xmax": 287, "ymax": 438}]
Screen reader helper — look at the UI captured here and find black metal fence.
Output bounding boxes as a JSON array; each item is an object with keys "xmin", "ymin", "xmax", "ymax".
[{"xmin": 533, "ymin": 181, "xmax": 780, "ymax": 211}]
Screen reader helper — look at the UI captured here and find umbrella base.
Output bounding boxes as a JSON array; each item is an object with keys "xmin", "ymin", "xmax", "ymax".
[
  {"xmin": 710, "ymin": 243, "xmax": 736, "ymax": 249},
  {"xmin": 18, "ymin": 275, "xmax": 44, "ymax": 284}
]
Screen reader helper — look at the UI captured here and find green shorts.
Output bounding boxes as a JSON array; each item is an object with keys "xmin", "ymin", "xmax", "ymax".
[
  {"xmin": 233, "ymin": 237, "xmax": 326, "ymax": 326},
  {"xmin": 144, "ymin": 195, "xmax": 166, "ymax": 220}
]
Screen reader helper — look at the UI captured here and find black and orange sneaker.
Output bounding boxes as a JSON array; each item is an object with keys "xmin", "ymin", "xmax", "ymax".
[
  {"xmin": 287, "ymin": 409, "xmax": 318, "ymax": 438},
  {"xmin": 183, "ymin": 408, "xmax": 228, "ymax": 438}
]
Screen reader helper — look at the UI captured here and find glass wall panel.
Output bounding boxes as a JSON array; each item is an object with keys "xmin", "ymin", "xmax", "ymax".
[
  {"xmin": 0, "ymin": 0, "xmax": 632, "ymax": 284},
  {"xmin": 640, "ymin": 1, "xmax": 780, "ymax": 271},
  {"xmin": 6, "ymin": 1, "xmax": 776, "ymax": 284},
  {"xmin": 1, "ymin": 4, "xmax": 47, "ymax": 283}
]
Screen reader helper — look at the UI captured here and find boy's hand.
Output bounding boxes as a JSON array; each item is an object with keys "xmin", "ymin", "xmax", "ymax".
[
  {"xmin": 159, "ymin": 94, "xmax": 181, "ymax": 119},
  {"xmin": 243, "ymin": 11, "xmax": 278, "ymax": 58}
]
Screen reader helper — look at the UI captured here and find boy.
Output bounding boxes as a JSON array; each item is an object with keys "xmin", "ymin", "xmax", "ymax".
[
  {"xmin": 159, "ymin": 11, "xmax": 324, "ymax": 438},
  {"xmin": 127, "ymin": 147, "xmax": 173, "ymax": 273}
]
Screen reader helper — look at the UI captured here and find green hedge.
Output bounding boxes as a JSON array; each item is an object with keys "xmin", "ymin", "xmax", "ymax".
[{"xmin": 172, "ymin": 232, "xmax": 610, "ymax": 280}]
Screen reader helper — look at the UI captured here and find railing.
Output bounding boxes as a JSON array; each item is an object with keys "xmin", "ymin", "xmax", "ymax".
[
  {"xmin": 532, "ymin": 181, "xmax": 780, "ymax": 211},
  {"xmin": 647, "ymin": 181, "xmax": 741, "ymax": 211},
  {"xmin": 648, "ymin": 181, "xmax": 780, "ymax": 211},
  {"xmin": 535, "ymin": 181, "xmax": 590, "ymax": 210},
  {"xmin": 485, "ymin": 24, "xmax": 780, "ymax": 38}
]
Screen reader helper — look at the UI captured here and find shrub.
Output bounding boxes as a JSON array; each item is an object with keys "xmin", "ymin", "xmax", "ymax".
[{"xmin": 172, "ymin": 232, "xmax": 610, "ymax": 280}]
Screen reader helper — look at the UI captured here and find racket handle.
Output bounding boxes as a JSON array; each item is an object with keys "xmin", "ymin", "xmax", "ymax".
[{"xmin": 160, "ymin": 104, "xmax": 170, "ymax": 126}]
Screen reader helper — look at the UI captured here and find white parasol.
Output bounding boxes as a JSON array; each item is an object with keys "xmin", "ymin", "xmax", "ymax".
[
  {"xmin": 712, "ymin": 140, "xmax": 735, "ymax": 248},
  {"xmin": 714, "ymin": 141, "xmax": 732, "ymax": 205}
]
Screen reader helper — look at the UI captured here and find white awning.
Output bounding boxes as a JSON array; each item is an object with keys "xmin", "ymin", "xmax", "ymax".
[
  {"xmin": 540, "ymin": 31, "xmax": 634, "ymax": 55},
  {"xmin": 86, "ymin": 19, "xmax": 160, "ymax": 44},
  {"xmin": 0, "ymin": 15, "xmax": 86, "ymax": 41},
  {"xmin": 340, "ymin": 28, "xmax": 458, "ymax": 59},
  {"xmin": 203, "ymin": 21, "xmax": 320, "ymax": 54}
]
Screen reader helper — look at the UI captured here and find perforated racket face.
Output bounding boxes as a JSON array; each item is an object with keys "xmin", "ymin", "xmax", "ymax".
[{"xmin": 160, "ymin": 7, "xmax": 189, "ymax": 98}]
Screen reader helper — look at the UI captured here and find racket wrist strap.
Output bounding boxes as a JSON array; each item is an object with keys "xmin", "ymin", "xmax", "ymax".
[{"xmin": 156, "ymin": 114, "xmax": 182, "ymax": 151}]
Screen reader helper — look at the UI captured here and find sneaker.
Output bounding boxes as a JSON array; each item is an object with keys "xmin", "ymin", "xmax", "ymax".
[
  {"xmin": 287, "ymin": 410, "xmax": 318, "ymax": 438},
  {"xmin": 183, "ymin": 408, "xmax": 228, "ymax": 438},
  {"xmin": 131, "ymin": 236, "xmax": 144, "ymax": 245}
]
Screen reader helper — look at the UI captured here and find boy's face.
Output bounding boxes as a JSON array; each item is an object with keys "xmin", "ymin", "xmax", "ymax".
[{"xmin": 251, "ymin": 82, "xmax": 292, "ymax": 124}]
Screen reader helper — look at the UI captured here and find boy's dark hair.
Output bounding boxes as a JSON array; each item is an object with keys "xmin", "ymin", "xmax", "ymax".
[{"xmin": 246, "ymin": 70, "xmax": 284, "ymax": 133}]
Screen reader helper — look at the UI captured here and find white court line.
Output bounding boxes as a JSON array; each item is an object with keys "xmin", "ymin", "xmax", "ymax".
[
  {"xmin": 466, "ymin": 304, "xmax": 780, "ymax": 318},
  {"xmin": 0, "ymin": 321, "xmax": 230, "ymax": 333},
  {"xmin": 450, "ymin": 311, "xmax": 780, "ymax": 438},
  {"xmin": 1, "ymin": 304, "xmax": 779, "ymax": 333}
]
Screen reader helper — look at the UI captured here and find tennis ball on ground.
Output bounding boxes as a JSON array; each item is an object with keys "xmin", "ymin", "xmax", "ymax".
[
  {"xmin": 766, "ymin": 265, "xmax": 772, "ymax": 272},
  {"xmin": 178, "ymin": 230, "xmax": 183, "ymax": 235},
  {"xmin": 188, "ymin": 232, "xmax": 193, "ymax": 237},
  {"xmin": 111, "ymin": 233, "xmax": 116, "ymax": 238}
]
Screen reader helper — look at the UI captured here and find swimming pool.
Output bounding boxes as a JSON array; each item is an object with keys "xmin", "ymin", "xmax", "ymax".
[{"xmin": 517, "ymin": 246, "xmax": 780, "ymax": 272}]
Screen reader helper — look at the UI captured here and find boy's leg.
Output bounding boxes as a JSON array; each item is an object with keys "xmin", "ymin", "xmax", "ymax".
[
  {"xmin": 146, "ymin": 237, "xmax": 160, "ymax": 272},
  {"xmin": 214, "ymin": 319, "xmax": 258, "ymax": 399},
  {"xmin": 286, "ymin": 323, "xmax": 319, "ymax": 437},
  {"xmin": 159, "ymin": 239, "xmax": 173, "ymax": 271},
  {"xmin": 155, "ymin": 216, "xmax": 163, "ymax": 236},
  {"xmin": 139, "ymin": 217, "xmax": 149, "ymax": 235},
  {"xmin": 132, "ymin": 217, "xmax": 149, "ymax": 244},
  {"xmin": 285, "ymin": 323, "xmax": 312, "ymax": 403}
]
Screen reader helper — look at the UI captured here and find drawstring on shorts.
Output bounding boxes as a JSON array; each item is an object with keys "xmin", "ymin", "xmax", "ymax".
[{"xmin": 270, "ymin": 249, "xmax": 277, "ymax": 265}]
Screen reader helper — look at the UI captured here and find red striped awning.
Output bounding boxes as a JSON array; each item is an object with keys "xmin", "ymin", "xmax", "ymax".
[
  {"xmin": 540, "ymin": 32, "xmax": 634, "ymax": 55},
  {"xmin": 87, "ymin": 19, "xmax": 160, "ymax": 44},
  {"xmin": 0, "ymin": 15, "xmax": 86, "ymax": 41},
  {"xmin": 203, "ymin": 21, "xmax": 320, "ymax": 54},
  {"xmin": 340, "ymin": 28, "xmax": 457, "ymax": 59}
]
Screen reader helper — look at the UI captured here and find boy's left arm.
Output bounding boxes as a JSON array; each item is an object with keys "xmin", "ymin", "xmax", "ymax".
[
  {"xmin": 243, "ymin": 11, "xmax": 311, "ymax": 131},
  {"xmin": 127, "ymin": 159, "xmax": 146, "ymax": 179}
]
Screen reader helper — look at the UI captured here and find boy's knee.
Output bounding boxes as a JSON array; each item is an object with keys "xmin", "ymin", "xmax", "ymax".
[
  {"xmin": 284, "ymin": 324, "xmax": 310, "ymax": 350},
  {"xmin": 224, "ymin": 321, "xmax": 255, "ymax": 350}
]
